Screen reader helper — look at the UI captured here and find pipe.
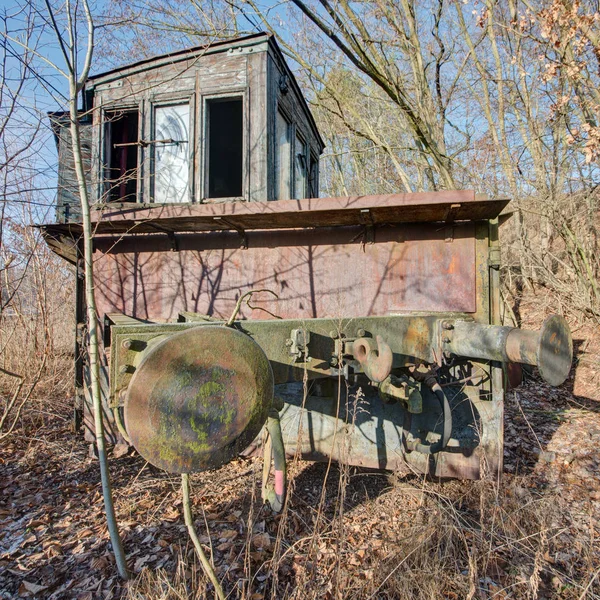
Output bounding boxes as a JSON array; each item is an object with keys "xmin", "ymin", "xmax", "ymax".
[
  {"xmin": 444, "ymin": 315, "xmax": 572, "ymax": 387},
  {"xmin": 403, "ymin": 369, "xmax": 452, "ymax": 455},
  {"xmin": 409, "ymin": 384, "xmax": 452, "ymax": 455},
  {"xmin": 262, "ymin": 408, "xmax": 286, "ymax": 512}
]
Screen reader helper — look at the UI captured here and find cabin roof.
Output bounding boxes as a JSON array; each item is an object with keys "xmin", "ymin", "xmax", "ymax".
[
  {"xmin": 86, "ymin": 32, "xmax": 269, "ymax": 85},
  {"xmin": 85, "ymin": 32, "xmax": 325, "ymax": 151}
]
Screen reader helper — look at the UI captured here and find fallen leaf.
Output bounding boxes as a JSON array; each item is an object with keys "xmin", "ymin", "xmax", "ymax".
[
  {"xmin": 90, "ymin": 556, "xmax": 108, "ymax": 570},
  {"xmin": 252, "ymin": 533, "xmax": 271, "ymax": 550},
  {"xmin": 216, "ymin": 541, "xmax": 232, "ymax": 552},
  {"xmin": 18, "ymin": 580, "xmax": 48, "ymax": 596},
  {"xmin": 219, "ymin": 529, "xmax": 238, "ymax": 540}
]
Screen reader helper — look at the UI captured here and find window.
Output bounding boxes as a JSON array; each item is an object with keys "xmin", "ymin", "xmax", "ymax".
[
  {"xmin": 294, "ymin": 134, "xmax": 307, "ymax": 199},
  {"xmin": 308, "ymin": 153, "xmax": 319, "ymax": 198},
  {"xmin": 104, "ymin": 110, "xmax": 139, "ymax": 202},
  {"xmin": 275, "ymin": 111, "xmax": 291, "ymax": 200},
  {"xmin": 206, "ymin": 98, "xmax": 243, "ymax": 199},
  {"xmin": 153, "ymin": 103, "xmax": 190, "ymax": 203}
]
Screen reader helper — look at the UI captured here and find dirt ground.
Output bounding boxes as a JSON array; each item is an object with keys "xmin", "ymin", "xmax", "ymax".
[
  {"xmin": 1, "ymin": 361, "xmax": 599, "ymax": 600},
  {"xmin": 1, "ymin": 307, "xmax": 599, "ymax": 600}
]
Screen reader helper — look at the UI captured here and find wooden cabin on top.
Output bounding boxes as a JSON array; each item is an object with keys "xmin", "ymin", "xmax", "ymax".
[{"xmin": 51, "ymin": 32, "xmax": 324, "ymax": 222}]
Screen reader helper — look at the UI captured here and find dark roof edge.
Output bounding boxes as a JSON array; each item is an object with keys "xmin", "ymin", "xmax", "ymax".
[{"xmin": 86, "ymin": 32, "xmax": 269, "ymax": 87}]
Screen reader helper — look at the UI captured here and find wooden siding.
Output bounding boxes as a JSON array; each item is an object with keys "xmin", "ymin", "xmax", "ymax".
[{"xmin": 54, "ymin": 117, "xmax": 93, "ymax": 223}]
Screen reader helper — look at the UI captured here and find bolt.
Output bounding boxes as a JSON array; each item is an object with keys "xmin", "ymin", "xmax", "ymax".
[
  {"xmin": 441, "ymin": 320, "xmax": 454, "ymax": 330},
  {"xmin": 330, "ymin": 357, "xmax": 339, "ymax": 367},
  {"xmin": 443, "ymin": 336, "xmax": 451, "ymax": 344},
  {"xmin": 119, "ymin": 364, "xmax": 130, "ymax": 375},
  {"xmin": 357, "ymin": 328, "xmax": 366, "ymax": 338},
  {"xmin": 121, "ymin": 338, "xmax": 133, "ymax": 350},
  {"xmin": 329, "ymin": 330, "xmax": 338, "ymax": 339},
  {"xmin": 285, "ymin": 338, "xmax": 293, "ymax": 347}
]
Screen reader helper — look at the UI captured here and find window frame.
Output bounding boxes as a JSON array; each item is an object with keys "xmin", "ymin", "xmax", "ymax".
[
  {"xmin": 100, "ymin": 103, "xmax": 143, "ymax": 204},
  {"xmin": 201, "ymin": 90, "xmax": 248, "ymax": 202},
  {"xmin": 148, "ymin": 96, "xmax": 194, "ymax": 204}
]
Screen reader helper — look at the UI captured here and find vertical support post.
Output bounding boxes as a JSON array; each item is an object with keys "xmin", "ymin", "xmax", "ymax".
[{"xmin": 489, "ymin": 217, "xmax": 505, "ymax": 477}]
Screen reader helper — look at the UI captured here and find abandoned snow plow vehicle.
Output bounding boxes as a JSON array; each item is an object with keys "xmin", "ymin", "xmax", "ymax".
[{"xmin": 42, "ymin": 33, "xmax": 572, "ymax": 488}]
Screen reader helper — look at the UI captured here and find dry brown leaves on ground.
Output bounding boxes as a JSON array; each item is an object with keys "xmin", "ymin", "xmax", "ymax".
[{"xmin": 1, "ymin": 370, "xmax": 599, "ymax": 600}]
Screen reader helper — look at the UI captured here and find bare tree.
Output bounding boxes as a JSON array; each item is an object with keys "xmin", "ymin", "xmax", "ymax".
[{"xmin": 41, "ymin": 0, "xmax": 129, "ymax": 579}]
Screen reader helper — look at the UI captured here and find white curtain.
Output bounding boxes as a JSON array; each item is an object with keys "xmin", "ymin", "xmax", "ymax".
[{"xmin": 154, "ymin": 104, "xmax": 190, "ymax": 203}]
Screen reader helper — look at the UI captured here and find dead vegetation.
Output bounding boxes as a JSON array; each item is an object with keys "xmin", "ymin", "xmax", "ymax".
[
  {"xmin": 1, "ymin": 302, "xmax": 599, "ymax": 599},
  {"xmin": 1, "ymin": 207, "xmax": 598, "ymax": 600}
]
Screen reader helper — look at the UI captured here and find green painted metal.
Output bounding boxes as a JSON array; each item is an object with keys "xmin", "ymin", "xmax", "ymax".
[{"xmin": 124, "ymin": 326, "xmax": 274, "ymax": 473}]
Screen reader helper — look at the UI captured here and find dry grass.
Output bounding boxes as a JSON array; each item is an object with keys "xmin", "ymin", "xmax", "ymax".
[
  {"xmin": 0, "ymin": 218, "xmax": 74, "ymax": 437},
  {"xmin": 1, "ymin": 217, "xmax": 598, "ymax": 599},
  {"xmin": 115, "ymin": 463, "xmax": 597, "ymax": 600}
]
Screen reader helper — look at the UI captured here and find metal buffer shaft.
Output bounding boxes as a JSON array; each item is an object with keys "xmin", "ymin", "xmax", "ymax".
[{"xmin": 443, "ymin": 315, "xmax": 572, "ymax": 387}]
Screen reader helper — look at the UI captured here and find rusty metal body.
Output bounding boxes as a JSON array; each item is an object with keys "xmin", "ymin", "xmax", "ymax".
[
  {"xmin": 40, "ymin": 36, "xmax": 572, "ymax": 478},
  {"xmin": 41, "ymin": 189, "xmax": 573, "ymax": 479}
]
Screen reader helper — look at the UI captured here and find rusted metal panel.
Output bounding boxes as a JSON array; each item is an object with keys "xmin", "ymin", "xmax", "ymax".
[
  {"xmin": 124, "ymin": 326, "xmax": 273, "ymax": 473},
  {"xmin": 256, "ymin": 380, "xmax": 491, "ymax": 479},
  {"xmin": 108, "ymin": 315, "xmax": 443, "ymax": 397},
  {"xmin": 42, "ymin": 191, "xmax": 508, "ymax": 236},
  {"xmin": 92, "ymin": 223, "xmax": 477, "ymax": 323}
]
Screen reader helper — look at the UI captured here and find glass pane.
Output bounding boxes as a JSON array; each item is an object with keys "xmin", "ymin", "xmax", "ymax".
[
  {"xmin": 154, "ymin": 103, "xmax": 190, "ymax": 203},
  {"xmin": 275, "ymin": 111, "xmax": 291, "ymax": 200},
  {"xmin": 294, "ymin": 135, "xmax": 307, "ymax": 199},
  {"xmin": 104, "ymin": 110, "xmax": 139, "ymax": 202},
  {"xmin": 207, "ymin": 98, "xmax": 243, "ymax": 198}
]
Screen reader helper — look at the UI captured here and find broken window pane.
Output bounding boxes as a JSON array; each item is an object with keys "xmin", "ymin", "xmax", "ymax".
[
  {"xmin": 275, "ymin": 111, "xmax": 291, "ymax": 200},
  {"xmin": 153, "ymin": 103, "xmax": 190, "ymax": 203},
  {"xmin": 104, "ymin": 110, "xmax": 139, "ymax": 202},
  {"xmin": 294, "ymin": 134, "xmax": 307, "ymax": 199},
  {"xmin": 207, "ymin": 98, "xmax": 243, "ymax": 199}
]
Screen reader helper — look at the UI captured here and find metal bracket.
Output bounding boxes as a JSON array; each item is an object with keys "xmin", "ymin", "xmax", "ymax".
[
  {"xmin": 287, "ymin": 328, "xmax": 310, "ymax": 362},
  {"xmin": 445, "ymin": 203, "xmax": 462, "ymax": 222},
  {"xmin": 488, "ymin": 247, "xmax": 501, "ymax": 269},
  {"xmin": 167, "ymin": 231, "xmax": 178, "ymax": 252},
  {"xmin": 444, "ymin": 225, "xmax": 454, "ymax": 243},
  {"xmin": 213, "ymin": 216, "xmax": 248, "ymax": 249},
  {"xmin": 359, "ymin": 209, "xmax": 375, "ymax": 246}
]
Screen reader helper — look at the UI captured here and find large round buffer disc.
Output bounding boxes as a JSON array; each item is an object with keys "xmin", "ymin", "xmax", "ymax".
[{"xmin": 124, "ymin": 326, "xmax": 274, "ymax": 473}]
